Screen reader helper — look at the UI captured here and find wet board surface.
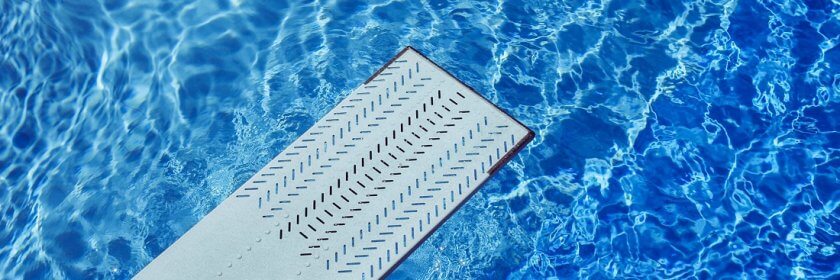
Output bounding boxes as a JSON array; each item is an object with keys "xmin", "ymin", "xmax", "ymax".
[{"xmin": 135, "ymin": 46, "xmax": 534, "ymax": 280}]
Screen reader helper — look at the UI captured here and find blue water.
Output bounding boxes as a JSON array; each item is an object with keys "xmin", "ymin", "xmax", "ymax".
[{"xmin": 1, "ymin": 0, "xmax": 839, "ymax": 279}]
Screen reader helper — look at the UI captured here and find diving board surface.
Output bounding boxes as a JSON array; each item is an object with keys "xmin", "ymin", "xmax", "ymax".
[{"xmin": 135, "ymin": 46, "xmax": 534, "ymax": 280}]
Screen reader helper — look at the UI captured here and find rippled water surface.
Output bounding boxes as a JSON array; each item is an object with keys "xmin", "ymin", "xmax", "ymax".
[{"xmin": 2, "ymin": 0, "xmax": 839, "ymax": 279}]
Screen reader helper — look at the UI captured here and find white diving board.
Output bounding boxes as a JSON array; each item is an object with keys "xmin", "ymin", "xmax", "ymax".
[{"xmin": 135, "ymin": 46, "xmax": 534, "ymax": 280}]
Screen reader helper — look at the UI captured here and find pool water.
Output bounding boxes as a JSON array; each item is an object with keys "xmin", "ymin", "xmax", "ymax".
[{"xmin": 1, "ymin": 0, "xmax": 838, "ymax": 279}]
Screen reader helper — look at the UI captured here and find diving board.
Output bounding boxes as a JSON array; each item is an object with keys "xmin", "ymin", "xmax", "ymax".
[{"xmin": 135, "ymin": 46, "xmax": 534, "ymax": 280}]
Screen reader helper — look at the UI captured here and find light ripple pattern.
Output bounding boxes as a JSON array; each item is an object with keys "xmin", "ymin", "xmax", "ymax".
[{"xmin": 1, "ymin": 0, "xmax": 838, "ymax": 279}]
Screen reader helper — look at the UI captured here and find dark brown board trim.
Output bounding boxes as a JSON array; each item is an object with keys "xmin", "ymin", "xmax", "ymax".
[{"xmin": 371, "ymin": 46, "xmax": 536, "ymax": 279}]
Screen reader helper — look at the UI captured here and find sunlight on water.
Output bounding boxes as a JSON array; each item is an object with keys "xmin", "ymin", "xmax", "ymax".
[{"xmin": 1, "ymin": 0, "xmax": 838, "ymax": 279}]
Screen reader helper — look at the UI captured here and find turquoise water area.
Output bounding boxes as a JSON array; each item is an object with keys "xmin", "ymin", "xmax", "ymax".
[{"xmin": 1, "ymin": 0, "xmax": 839, "ymax": 279}]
